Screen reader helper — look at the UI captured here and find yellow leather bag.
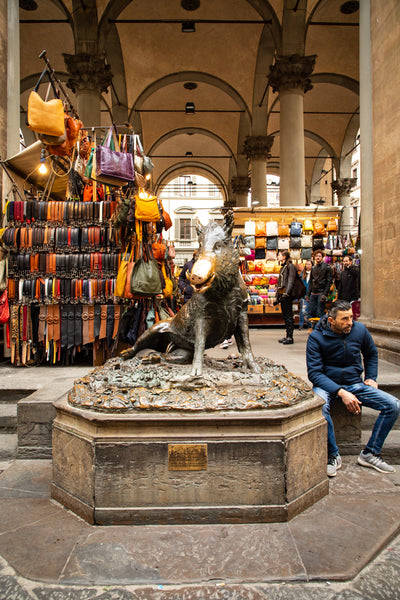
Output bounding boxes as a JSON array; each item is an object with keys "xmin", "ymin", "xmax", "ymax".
[{"xmin": 135, "ymin": 193, "xmax": 160, "ymax": 222}]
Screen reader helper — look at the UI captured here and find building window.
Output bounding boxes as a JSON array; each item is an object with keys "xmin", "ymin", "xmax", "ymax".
[
  {"xmin": 179, "ymin": 218, "xmax": 193, "ymax": 240},
  {"xmin": 352, "ymin": 167, "xmax": 358, "ymax": 180}
]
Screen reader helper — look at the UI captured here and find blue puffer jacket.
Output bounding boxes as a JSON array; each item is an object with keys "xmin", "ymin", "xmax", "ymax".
[{"xmin": 306, "ymin": 314, "xmax": 378, "ymax": 396}]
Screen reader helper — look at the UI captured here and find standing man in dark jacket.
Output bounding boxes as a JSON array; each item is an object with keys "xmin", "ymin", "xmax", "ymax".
[
  {"xmin": 306, "ymin": 249, "xmax": 333, "ymax": 324},
  {"xmin": 277, "ymin": 250, "xmax": 297, "ymax": 345},
  {"xmin": 337, "ymin": 255, "xmax": 359, "ymax": 302},
  {"xmin": 307, "ymin": 300, "xmax": 399, "ymax": 477}
]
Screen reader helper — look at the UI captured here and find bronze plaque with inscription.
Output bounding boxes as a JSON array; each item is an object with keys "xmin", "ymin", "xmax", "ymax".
[{"xmin": 168, "ymin": 444, "xmax": 208, "ymax": 471}]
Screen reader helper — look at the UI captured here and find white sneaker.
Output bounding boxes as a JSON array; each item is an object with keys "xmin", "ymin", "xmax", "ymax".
[
  {"xmin": 357, "ymin": 451, "xmax": 395, "ymax": 473},
  {"xmin": 227, "ymin": 338, "xmax": 233, "ymax": 345},
  {"xmin": 219, "ymin": 340, "xmax": 229, "ymax": 349},
  {"xmin": 327, "ymin": 454, "xmax": 342, "ymax": 477}
]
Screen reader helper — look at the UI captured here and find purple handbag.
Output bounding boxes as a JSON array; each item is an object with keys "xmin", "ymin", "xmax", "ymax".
[{"xmin": 96, "ymin": 126, "xmax": 135, "ymax": 187}]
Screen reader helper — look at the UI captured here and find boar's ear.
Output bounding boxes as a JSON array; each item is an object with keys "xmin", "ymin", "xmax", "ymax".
[
  {"xmin": 222, "ymin": 210, "xmax": 235, "ymax": 239},
  {"xmin": 195, "ymin": 218, "xmax": 204, "ymax": 239}
]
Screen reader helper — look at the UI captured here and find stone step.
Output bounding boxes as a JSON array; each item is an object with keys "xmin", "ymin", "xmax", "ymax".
[
  {"xmin": 0, "ymin": 404, "xmax": 17, "ymax": 432},
  {"xmin": 0, "ymin": 434, "xmax": 18, "ymax": 460},
  {"xmin": 0, "ymin": 389, "xmax": 36, "ymax": 404}
]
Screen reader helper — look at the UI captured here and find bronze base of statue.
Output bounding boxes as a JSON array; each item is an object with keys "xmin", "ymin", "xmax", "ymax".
[{"xmin": 52, "ymin": 356, "xmax": 328, "ymax": 525}]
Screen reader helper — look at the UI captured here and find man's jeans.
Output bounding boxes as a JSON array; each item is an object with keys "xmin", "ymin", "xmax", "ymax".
[
  {"xmin": 314, "ymin": 383, "xmax": 400, "ymax": 457},
  {"xmin": 308, "ymin": 293, "xmax": 326, "ymax": 321}
]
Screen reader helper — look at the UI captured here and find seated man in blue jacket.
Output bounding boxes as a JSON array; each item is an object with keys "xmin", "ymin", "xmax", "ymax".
[{"xmin": 306, "ymin": 300, "xmax": 399, "ymax": 477}]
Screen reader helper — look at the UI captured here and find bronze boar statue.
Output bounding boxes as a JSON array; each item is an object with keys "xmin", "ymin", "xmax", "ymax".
[{"xmin": 121, "ymin": 210, "xmax": 260, "ymax": 376}]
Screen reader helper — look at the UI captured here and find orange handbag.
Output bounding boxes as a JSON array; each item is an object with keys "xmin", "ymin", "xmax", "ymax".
[
  {"xmin": 255, "ymin": 236, "xmax": 266, "ymax": 249},
  {"xmin": 278, "ymin": 223, "xmax": 290, "ymax": 236},
  {"xmin": 327, "ymin": 217, "xmax": 338, "ymax": 232},
  {"xmin": 314, "ymin": 220, "xmax": 326, "ymax": 236},
  {"xmin": 255, "ymin": 220, "xmax": 266, "ymax": 236}
]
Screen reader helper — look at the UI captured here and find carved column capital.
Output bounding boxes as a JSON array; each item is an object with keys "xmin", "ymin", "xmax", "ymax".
[
  {"xmin": 63, "ymin": 53, "xmax": 113, "ymax": 94},
  {"xmin": 268, "ymin": 54, "xmax": 316, "ymax": 94},
  {"xmin": 230, "ymin": 176, "xmax": 251, "ymax": 195},
  {"xmin": 331, "ymin": 177, "xmax": 357, "ymax": 196},
  {"xmin": 243, "ymin": 135, "xmax": 274, "ymax": 161}
]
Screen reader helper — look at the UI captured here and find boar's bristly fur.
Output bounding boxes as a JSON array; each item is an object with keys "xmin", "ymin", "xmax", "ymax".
[{"xmin": 121, "ymin": 210, "xmax": 260, "ymax": 376}]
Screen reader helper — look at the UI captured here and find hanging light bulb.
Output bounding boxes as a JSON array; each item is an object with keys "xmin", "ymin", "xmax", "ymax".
[{"xmin": 38, "ymin": 148, "xmax": 47, "ymax": 175}]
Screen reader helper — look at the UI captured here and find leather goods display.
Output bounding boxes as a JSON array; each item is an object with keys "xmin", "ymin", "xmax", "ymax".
[
  {"xmin": 26, "ymin": 68, "xmax": 65, "ymax": 137},
  {"xmin": 96, "ymin": 125, "xmax": 135, "ymax": 187},
  {"xmin": 255, "ymin": 221, "xmax": 266, "ymax": 236},
  {"xmin": 278, "ymin": 237, "xmax": 289, "ymax": 250},
  {"xmin": 313, "ymin": 220, "xmax": 326, "ymax": 236},
  {"xmin": 0, "ymin": 290, "xmax": 9, "ymax": 324},
  {"xmin": 255, "ymin": 236, "xmax": 266, "ymax": 249},
  {"xmin": 115, "ymin": 246, "xmax": 133, "ymax": 298},
  {"xmin": 266, "ymin": 236, "xmax": 278, "ymax": 250},
  {"xmin": 244, "ymin": 220, "xmax": 256, "ymax": 235},
  {"xmin": 266, "ymin": 220, "xmax": 278, "ymax": 237},
  {"xmin": 130, "ymin": 258, "xmax": 163, "ymax": 296},
  {"xmin": 290, "ymin": 220, "xmax": 302, "ymax": 237},
  {"xmin": 290, "ymin": 236, "xmax": 301, "ymax": 249},
  {"xmin": 134, "ymin": 193, "xmax": 160, "ymax": 222}
]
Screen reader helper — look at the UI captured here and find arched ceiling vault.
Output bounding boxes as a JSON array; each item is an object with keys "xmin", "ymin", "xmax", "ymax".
[{"xmin": 18, "ymin": 0, "xmax": 360, "ymax": 200}]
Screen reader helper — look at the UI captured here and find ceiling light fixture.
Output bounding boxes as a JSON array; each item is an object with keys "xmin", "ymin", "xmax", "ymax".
[
  {"xmin": 181, "ymin": 0, "xmax": 200, "ymax": 10},
  {"xmin": 182, "ymin": 21, "xmax": 196, "ymax": 33},
  {"xmin": 185, "ymin": 151, "xmax": 193, "ymax": 156},
  {"xmin": 38, "ymin": 148, "xmax": 47, "ymax": 175},
  {"xmin": 19, "ymin": 0, "xmax": 38, "ymax": 10},
  {"xmin": 183, "ymin": 82, "xmax": 198, "ymax": 90},
  {"xmin": 185, "ymin": 102, "xmax": 195, "ymax": 114},
  {"xmin": 340, "ymin": 1, "xmax": 359, "ymax": 14}
]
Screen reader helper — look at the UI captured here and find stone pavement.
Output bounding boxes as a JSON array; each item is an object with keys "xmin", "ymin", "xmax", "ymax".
[{"xmin": 0, "ymin": 328, "xmax": 399, "ymax": 599}]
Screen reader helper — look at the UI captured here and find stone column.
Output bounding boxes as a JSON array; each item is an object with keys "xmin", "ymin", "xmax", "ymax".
[
  {"xmin": 230, "ymin": 176, "xmax": 251, "ymax": 208},
  {"xmin": 7, "ymin": 0, "xmax": 20, "ymax": 158},
  {"xmin": 331, "ymin": 178, "xmax": 357, "ymax": 236},
  {"xmin": 242, "ymin": 136, "xmax": 273, "ymax": 207},
  {"xmin": 63, "ymin": 53, "xmax": 113, "ymax": 127},
  {"xmin": 268, "ymin": 54, "xmax": 316, "ymax": 207},
  {"xmin": 359, "ymin": 0, "xmax": 374, "ymax": 321}
]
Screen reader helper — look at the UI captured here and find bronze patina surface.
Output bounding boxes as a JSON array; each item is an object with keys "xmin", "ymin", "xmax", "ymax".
[
  {"xmin": 68, "ymin": 355, "xmax": 313, "ymax": 413},
  {"xmin": 120, "ymin": 211, "xmax": 260, "ymax": 376}
]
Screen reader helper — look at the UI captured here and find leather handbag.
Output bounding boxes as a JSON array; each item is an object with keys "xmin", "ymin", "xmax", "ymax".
[
  {"xmin": 327, "ymin": 217, "xmax": 338, "ymax": 232},
  {"xmin": 313, "ymin": 220, "xmax": 326, "ymax": 236},
  {"xmin": 290, "ymin": 220, "xmax": 302, "ymax": 236},
  {"xmin": 26, "ymin": 68, "xmax": 65, "ymax": 137},
  {"xmin": 290, "ymin": 236, "xmax": 301, "ymax": 249},
  {"xmin": 278, "ymin": 237, "xmax": 289, "ymax": 250},
  {"xmin": 135, "ymin": 193, "xmax": 160, "ymax": 222},
  {"xmin": 255, "ymin": 236, "xmax": 266, "ymax": 249},
  {"xmin": 114, "ymin": 246, "xmax": 133, "ymax": 298},
  {"xmin": 152, "ymin": 239, "xmax": 166, "ymax": 261},
  {"xmin": 255, "ymin": 220, "xmax": 266, "ymax": 236},
  {"xmin": 301, "ymin": 234, "xmax": 313, "ymax": 248},
  {"xmin": 278, "ymin": 223, "xmax": 290, "ymax": 237},
  {"xmin": 266, "ymin": 236, "xmax": 278, "ymax": 250},
  {"xmin": 130, "ymin": 258, "xmax": 163, "ymax": 296},
  {"xmin": 96, "ymin": 125, "xmax": 135, "ymax": 187},
  {"xmin": 244, "ymin": 235, "xmax": 255, "ymax": 249},
  {"xmin": 266, "ymin": 220, "xmax": 278, "ymax": 237},
  {"xmin": 303, "ymin": 218, "xmax": 313, "ymax": 232},
  {"xmin": 244, "ymin": 220, "xmax": 256, "ymax": 235},
  {"xmin": 0, "ymin": 290, "xmax": 9, "ymax": 324}
]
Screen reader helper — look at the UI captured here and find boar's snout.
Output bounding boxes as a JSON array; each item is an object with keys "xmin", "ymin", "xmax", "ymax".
[{"xmin": 188, "ymin": 254, "xmax": 216, "ymax": 294}]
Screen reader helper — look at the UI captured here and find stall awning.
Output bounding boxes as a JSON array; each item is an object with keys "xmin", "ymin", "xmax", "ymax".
[{"xmin": 3, "ymin": 141, "xmax": 68, "ymax": 200}]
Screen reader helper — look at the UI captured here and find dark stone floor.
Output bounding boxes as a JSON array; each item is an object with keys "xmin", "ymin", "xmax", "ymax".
[{"xmin": 0, "ymin": 457, "xmax": 399, "ymax": 599}]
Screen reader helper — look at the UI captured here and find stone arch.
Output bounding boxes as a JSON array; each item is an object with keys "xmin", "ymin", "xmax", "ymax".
[
  {"xmin": 148, "ymin": 127, "xmax": 235, "ymax": 163},
  {"xmin": 155, "ymin": 162, "xmax": 228, "ymax": 203},
  {"xmin": 340, "ymin": 112, "xmax": 360, "ymax": 178}
]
